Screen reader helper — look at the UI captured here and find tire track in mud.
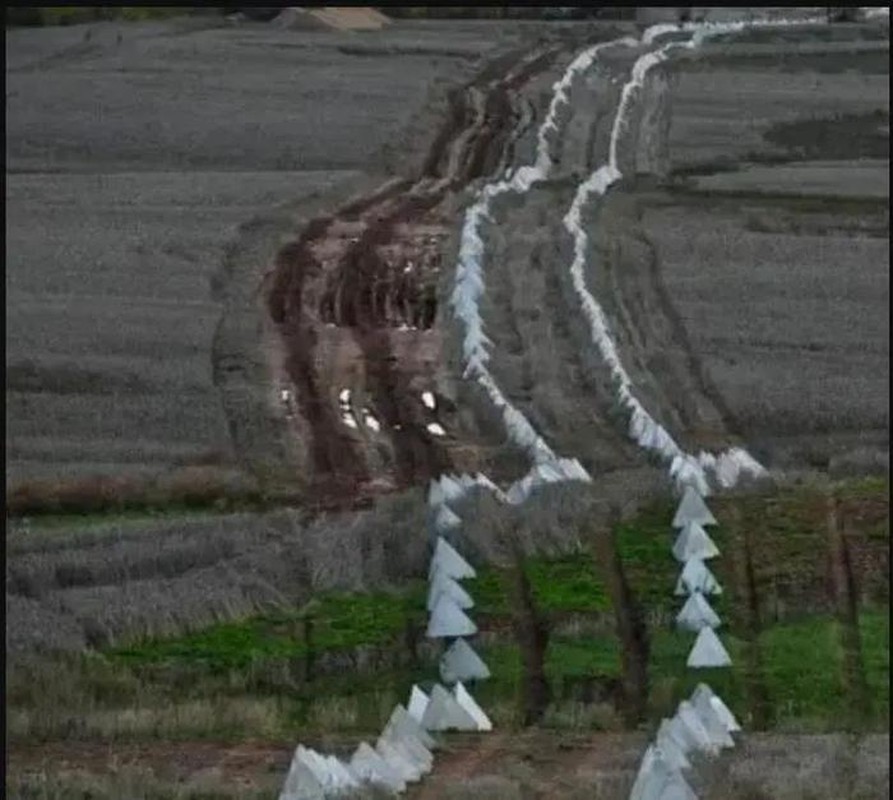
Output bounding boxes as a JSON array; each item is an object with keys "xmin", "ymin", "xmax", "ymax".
[{"xmin": 266, "ymin": 45, "xmax": 561, "ymax": 500}]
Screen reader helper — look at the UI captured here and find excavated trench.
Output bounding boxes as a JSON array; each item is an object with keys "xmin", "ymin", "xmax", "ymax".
[{"xmin": 266, "ymin": 46, "xmax": 560, "ymax": 503}]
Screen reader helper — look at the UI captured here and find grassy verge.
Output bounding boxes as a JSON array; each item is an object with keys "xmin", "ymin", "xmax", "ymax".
[{"xmin": 6, "ymin": 477, "xmax": 887, "ymax": 745}]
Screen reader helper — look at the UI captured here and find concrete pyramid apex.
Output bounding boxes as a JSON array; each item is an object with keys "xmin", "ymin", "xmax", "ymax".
[
  {"xmin": 421, "ymin": 683, "xmax": 478, "ymax": 731},
  {"xmin": 676, "ymin": 591, "xmax": 721, "ymax": 632},
  {"xmin": 454, "ymin": 682, "xmax": 493, "ymax": 731},
  {"xmin": 428, "ymin": 571, "xmax": 474, "ymax": 611},
  {"xmin": 458, "ymin": 473, "xmax": 477, "ymax": 489},
  {"xmin": 279, "ymin": 751, "xmax": 325, "ymax": 800},
  {"xmin": 675, "ymin": 558, "xmax": 722, "ymax": 596},
  {"xmin": 691, "ymin": 683, "xmax": 741, "ymax": 733},
  {"xmin": 687, "ymin": 627, "xmax": 732, "ymax": 669},
  {"xmin": 675, "ymin": 700, "xmax": 720, "ymax": 756},
  {"xmin": 672, "ymin": 521, "xmax": 720, "ymax": 563},
  {"xmin": 688, "ymin": 689, "xmax": 735, "ymax": 750},
  {"xmin": 349, "ymin": 741, "xmax": 405, "ymax": 793},
  {"xmin": 672, "ymin": 485, "xmax": 718, "ymax": 528},
  {"xmin": 439, "ymin": 637, "xmax": 491, "ymax": 684},
  {"xmin": 434, "ymin": 505, "xmax": 463, "ymax": 533},
  {"xmin": 629, "ymin": 745, "xmax": 696, "ymax": 800},
  {"xmin": 428, "ymin": 537, "xmax": 476, "ymax": 581},
  {"xmin": 384, "ymin": 703, "xmax": 437, "ymax": 751},
  {"xmin": 324, "ymin": 756, "xmax": 360, "ymax": 790},
  {"xmin": 294, "ymin": 747, "xmax": 333, "ymax": 792},
  {"xmin": 427, "ymin": 593, "xmax": 478, "ymax": 638},
  {"xmin": 376, "ymin": 738, "xmax": 423, "ymax": 783},
  {"xmin": 627, "ymin": 743, "xmax": 659, "ymax": 800},
  {"xmin": 407, "ymin": 685, "xmax": 429, "ymax": 723}
]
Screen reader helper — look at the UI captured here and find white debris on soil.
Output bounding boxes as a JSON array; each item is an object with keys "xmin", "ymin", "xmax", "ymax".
[
  {"xmin": 422, "ymin": 390, "xmax": 436, "ymax": 409},
  {"xmin": 426, "ymin": 422, "xmax": 447, "ymax": 437},
  {"xmin": 362, "ymin": 409, "xmax": 381, "ymax": 432}
]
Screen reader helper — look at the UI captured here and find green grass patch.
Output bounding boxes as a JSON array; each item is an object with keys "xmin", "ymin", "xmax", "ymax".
[
  {"xmin": 17, "ymin": 477, "xmax": 877, "ymax": 740},
  {"xmin": 108, "ymin": 477, "xmax": 888, "ymax": 673}
]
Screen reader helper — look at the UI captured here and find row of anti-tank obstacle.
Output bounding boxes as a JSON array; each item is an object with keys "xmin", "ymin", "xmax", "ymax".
[
  {"xmin": 627, "ymin": 484, "xmax": 742, "ymax": 800},
  {"xmin": 279, "ymin": 473, "xmax": 743, "ymax": 798},
  {"xmin": 278, "ymin": 473, "xmax": 493, "ymax": 799}
]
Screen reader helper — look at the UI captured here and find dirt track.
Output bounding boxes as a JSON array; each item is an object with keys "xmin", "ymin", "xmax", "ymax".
[
  {"xmin": 264, "ymin": 46, "xmax": 563, "ymax": 499},
  {"xmin": 9, "ymin": 731, "xmax": 889, "ymax": 799}
]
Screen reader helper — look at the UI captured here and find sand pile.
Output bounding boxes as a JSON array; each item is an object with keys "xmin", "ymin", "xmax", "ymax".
[{"xmin": 275, "ymin": 6, "xmax": 391, "ymax": 32}]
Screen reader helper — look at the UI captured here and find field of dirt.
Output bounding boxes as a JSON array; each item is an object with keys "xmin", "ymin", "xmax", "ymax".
[
  {"xmin": 5, "ymin": 14, "xmax": 568, "ymax": 488},
  {"xmin": 8, "ymin": 731, "xmax": 889, "ymax": 799}
]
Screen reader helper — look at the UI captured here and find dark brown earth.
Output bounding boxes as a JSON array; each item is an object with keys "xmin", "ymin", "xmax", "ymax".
[{"xmin": 264, "ymin": 45, "xmax": 567, "ymax": 504}]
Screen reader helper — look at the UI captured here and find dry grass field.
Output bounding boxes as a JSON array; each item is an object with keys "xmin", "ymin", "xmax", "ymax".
[
  {"xmin": 5, "ymin": 14, "xmax": 542, "ymax": 493},
  {"xmin": 5, "ymin": 9, "xmax": 889, "ymax": 800}
]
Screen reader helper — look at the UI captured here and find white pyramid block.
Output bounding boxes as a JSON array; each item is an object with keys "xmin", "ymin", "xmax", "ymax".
[
  {"xmin": 428, "ymin": 572, "xmax": 474, "ymax": 612},
  {"xmin": 380, "ymin": 723, "xmax": 432, "ymax": 769},
  {"xmin": 674, "ymin": 558, "xmax": 722, "ymax": 596},
  {"xmin": 676, "ymin": 592, "xmax": 721, "ymax": 632},
  {"xmin": 376, "ymin": 738, "xmax": 423, "ymax": 783},
  {"xmin": 349, "ymin": 742, "xmax": 405, "ymax": 793},
  {"xmin": 420, "ymin": 683, "xmax": 479, "ymax": 731},
  {"xmin": 629, "ymin": 745, "xmax": 697, "ymax": 800},
  {"xmin": 434, "ymin": 505, "xmax": 463, "ymax": 532},
  {"xmin": 378, "ymin": 727, "xmax": 433, "ymax": 774},
  {"xmin": 383, "ymin": 703, "xmax": 437, "ymax": 751},
  {"xmin": 428, "ymin": 537, "xmax": 476, "ymax": 581},
  {"xmin": 691, "ymin": 683, "xmax": 741, "ymax": 733},
  {"xmin": 324, "ymin": 756, "xmax": 360, "ymax": 791},
  {"xmin": 295, "ymin": 747, "xmax": 334, "ymax": 793},
  {"xmin": 628, "ymin": 744, "xmax": 659, "ymax": 800},
  {"xmin": 439, "ymin": 638, "xmax": 491, "ymax": 684},
  {"xmin": 279, "ymin": 752, "xmax": 325, "ymax": 800},
  {"xmin": 440, "ymin": 475, "xmax": 465, "ymax": 502},
  {"xmin": 454, "ymin": 682, "xmax": 493, "ymax": 731},
  {"xmin": 427, "ymin": 594, "xmax": 478, "ymax": 638},
  {"xmin": 457, "ymin": 473, "xmax": 476, "ymax": 489},
  {"xmin": 672, "ymin": 485, "xmax": 718, "ymax": 528},
  {"xmin": 687, "ymin": 627, "xmax": 732, "ymax": 668},
  {"xmin": 672, "ymin": 521, "xmax": 720, "ymax": 562},
  {"xmin": 655, "ymin": 719, "xmax": 692, "ymax": 771},
  {"xmin": 675, "ymin": 700, "xmax": 721, "ymax": 756},
  {"xmin": 688, "ymin": 688, "xmax": 735, "ymax": 750},
  {"xmin": 407, "ymin": 685, "xmax": 429, "ymax": 723}
]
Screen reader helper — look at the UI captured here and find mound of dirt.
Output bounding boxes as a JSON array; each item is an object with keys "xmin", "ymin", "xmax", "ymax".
[{"xmin": 275, "ymin": 6, "xmax": 391, "ymax": 32}]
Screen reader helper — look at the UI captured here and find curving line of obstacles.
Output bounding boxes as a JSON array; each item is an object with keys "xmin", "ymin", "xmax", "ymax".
[
  {"xmin": 562, "ymin": 17, "xmax": 831, "ymax": 500},
  {"xmin": 589, "ymin": 15, "xmax": 829, "ymax": 799},
  {"xmin": 449, "ymin": 36, "xmax": 642, "ymax": 505}
]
